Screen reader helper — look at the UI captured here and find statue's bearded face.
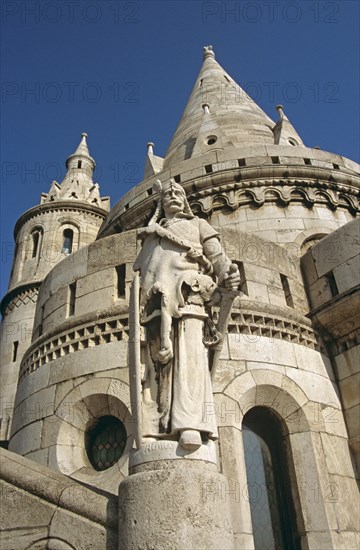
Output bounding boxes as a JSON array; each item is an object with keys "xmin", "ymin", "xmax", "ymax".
[{"xmin": 162, "ymin": 187, "xmax": 186, "ymax": 217}]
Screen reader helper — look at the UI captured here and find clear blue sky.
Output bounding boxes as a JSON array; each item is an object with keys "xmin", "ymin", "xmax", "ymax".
[{"xmin": 1, "ymin": 0, "xmax": 359, "ymax": 295}]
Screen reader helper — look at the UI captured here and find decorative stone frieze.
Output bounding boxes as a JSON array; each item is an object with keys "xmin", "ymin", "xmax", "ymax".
[
  {"xmin": 99, "ymin": 159, "xmax": 360, "ymax": 236},
  {"xmin": 226, "ymin": 308, "xmax": 321, "ymax": 351},
  {"xmin": 19, "ymin": 304, "xmax": 321, "ymax": 383},
  {"xmin": 19, "ymin": 315, "xmax": 129, "ymax": 380},
  {"xmin": 3, "ymin": 287, "xmax": 39, "ymax": 315}
]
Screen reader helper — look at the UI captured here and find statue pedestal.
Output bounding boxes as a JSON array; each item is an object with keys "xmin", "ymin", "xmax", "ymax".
[{"xmin": 118, "ymin": 441, "xmax": 234, "ymax": 550}]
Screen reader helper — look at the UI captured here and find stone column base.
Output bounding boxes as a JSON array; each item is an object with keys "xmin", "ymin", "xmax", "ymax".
[{"xmin": 118, "ymin": 458, "xmax": 234, "ymax": 550}]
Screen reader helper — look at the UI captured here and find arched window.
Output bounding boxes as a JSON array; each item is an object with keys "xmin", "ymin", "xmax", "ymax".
[
  {"xmin": 31, "ymin": 227, "xmax": 43, "ymax": 258},
  {"xmin": 242, "ymin": 407, "xmax": 300, "ymax": 550},
  {"xmin": 62, "ymin": 228, "xmax": 74, "ymax": 254},
  {"xmin": 32, "ymin": 232, "xmax": 39, "ymax": 257}
]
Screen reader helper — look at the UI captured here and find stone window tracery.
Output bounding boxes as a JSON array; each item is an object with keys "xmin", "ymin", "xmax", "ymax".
[{"xmin": 86, "ymin": 416, "xmax": 127, "ymax": 471}]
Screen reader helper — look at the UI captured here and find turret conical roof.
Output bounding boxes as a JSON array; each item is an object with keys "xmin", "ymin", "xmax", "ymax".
[
  {"xmin": 163, "ymin": 46, "xmax": 275, "ymax": 168},
  {"xmin": 41, "ymin": 133, "xmax": 109, "ymax": 210},
  {"xmin": 65, "ymin": 132, "xmax": 95, "ymax": 169}
]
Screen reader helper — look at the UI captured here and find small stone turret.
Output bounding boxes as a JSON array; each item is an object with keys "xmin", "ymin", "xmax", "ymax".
[
  {"xmin": 0, "ymin": 133, "xmax": 109, "ymax": 446},
  {"xmin": 6, "ymin": 133, "xmax": 109, "ymax": 293},
  {"xmin": 42, "ymin": 132, "xmax": 105, "ymax": 207}
]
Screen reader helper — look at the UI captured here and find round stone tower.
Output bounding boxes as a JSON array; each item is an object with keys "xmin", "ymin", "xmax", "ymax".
[
  {"xmin": 4, "ymin": 47, "xmax": 359, "ymax": 549},
  {"xmin": 0, "ymin": 133, "xmax": 110, "ymax": 446}
]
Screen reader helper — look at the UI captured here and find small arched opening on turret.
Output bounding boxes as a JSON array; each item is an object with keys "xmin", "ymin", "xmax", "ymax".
[
  {"xmin": 242, "ymin": 407, "xmax": 301, "ymax": 550},
  {"xmin": 62, "ymin": 228, "xmax": 74, "ymax": 255},
  {"xmin": 30, "ymin": 226, "xmax": 44, "ymax": 259},
  {"xmin": 60, "ymin": 222, "xmax": 81, "ymax": 256}
]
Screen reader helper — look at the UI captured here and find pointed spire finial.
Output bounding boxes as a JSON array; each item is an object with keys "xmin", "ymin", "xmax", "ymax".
[
  {"xmin": 72, "ymin": 132, "xmax": 91, "ymax": 157},
  {"xmin": 203, "ymin": 45, "xmax": 215, "ymax": 60},
  {"xmin": 65, "ymin": 132, "xmax": 95, "ymax": 171},
  {"xmin": 273, "ymin": 105, "xmax": 304, "ymax": 146},
  {"xmin": 276, "ymin": 105, "xmax": 284, "ymax": 119},
  {"xmin": 276, "ymin": 105, "xmax": 289, "ymax": 121}
]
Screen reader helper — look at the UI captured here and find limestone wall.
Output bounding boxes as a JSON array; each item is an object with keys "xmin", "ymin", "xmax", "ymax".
[
  {"xmin": 98, "ymin": 145, "xmax": 359, "ymax": 241},
  {"xmin": 9, "ymin": 231, "xmax": 138, "ymax": 495},
  {"xmin": 302, "ymin": 218, "xmax": 360, "ymax": 477},
  {"xmin": 7, "ymin": 227, "xmax": 359, "ymax": 547},
  {"xmin": 9, "ymin": 203, "xmax": 106, "ymax": 292},
  {"xmin": 10, "ymin": 229, "xmax": 309, "ymax": 494},
  {"xmin": 211, "ymin": 203, "xmax": 354, "ymax": 250},
  {"xmin": 0, "ymin": 447, "xmax": 117, "ymax": 549},
  {"xmin": 0, "ymin": 290, "xmax": 37, "ymax": 441},
  {"xmin": 0, "ymin": 202, "xmax": 107, "ymax": 445},
  {"xmin": 213, "ymin": 347, "xmax": 359, "ymax": 549},
  {"xmin": 28, "ymin": 228, "xmax": 308, "ymax": 338}
]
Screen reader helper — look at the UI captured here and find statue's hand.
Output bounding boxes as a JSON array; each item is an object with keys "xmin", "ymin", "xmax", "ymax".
[
  {"xmin": 158, "ymin": 339, "xmax": 173, "ymax": 364},
  {"xmin": 158, "ymin": 342, "xmax": 174, "ymax": 365},
  {"xmin": 224, "ymin": 263, "xmax": 241, "ymax": 291}
]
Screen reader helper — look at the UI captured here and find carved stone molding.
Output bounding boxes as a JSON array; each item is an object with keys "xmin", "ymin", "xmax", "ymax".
[
  {"xmin": 225, "ymin": 308, "xmax": 321, "ymax": 351},
  {"xmin": 19, "ymin": 306, "xmax": 321, "ymax": 381},
  {"xmin": 99, "ymin": 162, "xmax": 360, "ymax": 236},
  {"xmin": 1, "ymin": 284, "xmax": 40, "ymax": 317},
  {"xmin": 190, "ymin": 181, "xmax": 359, "ymax": 216},
  {"xmin": 4, "ymin": 287, "xmax": 39, "ymax": 315},
  {"xmin": 19, "ymin": 315, "xmax": 129, "ymax": 381}
]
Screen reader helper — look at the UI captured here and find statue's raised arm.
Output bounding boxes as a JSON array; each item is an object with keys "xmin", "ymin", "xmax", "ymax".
[{"xmin": 130, "ymin": 179, "xmax": 240, "ymax": 451}]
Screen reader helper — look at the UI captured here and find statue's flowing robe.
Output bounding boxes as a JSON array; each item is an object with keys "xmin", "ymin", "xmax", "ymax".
[{"xmin": 134, "ymin": 215, "xmax": 229, "ymax": 438}]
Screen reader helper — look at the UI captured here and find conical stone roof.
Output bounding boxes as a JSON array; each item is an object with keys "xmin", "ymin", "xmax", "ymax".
[
  {"xmin": 65, "ymin": 132, "xmax": 95, "ymax": 170},
  {"xmin": 41, "ymin": 133, "xmax": 109, "ymax": 210},
  {"xmin": 163, "ymin": 46, "xmax": 275, "ymax": 168}
]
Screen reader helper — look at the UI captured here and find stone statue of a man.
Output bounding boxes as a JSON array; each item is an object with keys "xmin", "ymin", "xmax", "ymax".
[{"xmin": 133, "ymin": 179, "xmax": 240, "ymax": 450}]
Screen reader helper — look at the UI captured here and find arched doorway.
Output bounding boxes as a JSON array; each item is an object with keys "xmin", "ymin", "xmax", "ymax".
[{"xmin": 242, "ymin": 407, "xmax": 300, "ymax": 550}]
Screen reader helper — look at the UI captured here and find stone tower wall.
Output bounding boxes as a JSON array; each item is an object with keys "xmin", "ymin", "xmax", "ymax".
[
  {"xmin": 9, "ymin": 231, "xmax": 138, "ymax": 494},
  {"xmin": 0, "ymin": 288, "xmax": 37, "ymax": 441},
  {"xmin": 97, "ymin": 145, "xmax": 359, "ymax": 242},
  {"xmin": 2, "ymin": 48, "xmax": 360, "ymax": 549},
  {"xmin": 0, "ymin": 202, "xmax": 107, "ymax": 444},
  {"xmin": 302, "ymin": 219, "xmax": 360, "ymax": 477},
  {"xmin": 8, "ymin": 226, "xmax": 360, "ymax": 547},
  {"xmin": 9, "ymin": 203, "xmax": 106, "ymax": 291}
]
